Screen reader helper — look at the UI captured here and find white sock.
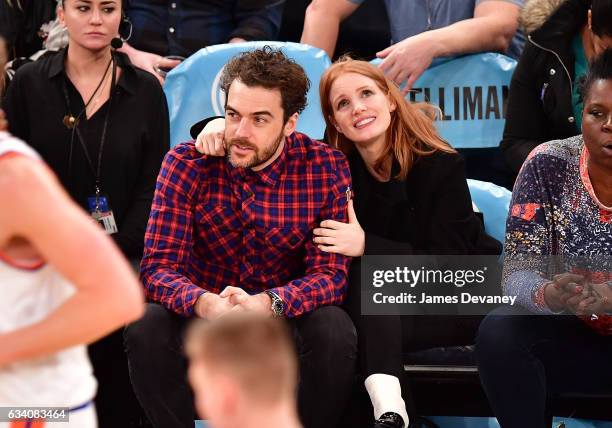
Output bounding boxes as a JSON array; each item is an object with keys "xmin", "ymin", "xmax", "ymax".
[{"xmin": 364, "ymin": 373, "xmax": 409, "ymax": 428}]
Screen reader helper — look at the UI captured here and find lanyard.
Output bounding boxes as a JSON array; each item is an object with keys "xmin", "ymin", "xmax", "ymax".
[{"xmin": 62, "ymin": 56, "xmax": 117, "ymax": 202}]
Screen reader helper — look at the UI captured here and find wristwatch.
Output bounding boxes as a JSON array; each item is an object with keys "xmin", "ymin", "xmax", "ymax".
[{"xmin": 265, "ymin": 290, "xmax": 285, "ymax": 317}]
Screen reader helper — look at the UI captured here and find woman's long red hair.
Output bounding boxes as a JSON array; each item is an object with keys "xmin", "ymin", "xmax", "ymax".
[{"xmin": 319, "ymin": 57, "xmax": 455, "ymax": 180}]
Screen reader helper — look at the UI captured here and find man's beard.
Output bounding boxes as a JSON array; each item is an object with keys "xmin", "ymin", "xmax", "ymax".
[{"xmin": 226, "ymin": 131, "xmax": 285, "ymax": 169}]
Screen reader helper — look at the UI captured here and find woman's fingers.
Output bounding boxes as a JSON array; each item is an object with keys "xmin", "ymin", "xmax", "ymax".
[
  {"xmin": 317, "ymin": 244, "xmax": 339, "ymax": 254},
  {"xmin": 313, "ymin": 227, "xmax": 338, "ymax": 237},
  {"xmin": 213, "ymin": 132, "xmax": 225, "ymax": 154},
  {"xmin": 347, "ymin": 199, "xmax": 360, "ymax": 224},
  {"xmin": 313, "ymin": 236, "xmax": 335, "ymax": 245},
  {"xmin": 552, "ymin": 273, "xmax": 584, "ymax": 289},
  {"xmin": 196, "ymin": 129, "xmax": 225, "ymax": 156},
  {"xmin": 575, "ymin": 297, "xmax": 598, "ymax": 315},
  {"xmin": 319, "ymin": 219, "xmax": 345, "ymax": 229},
  {"xmin": 204, "ymin": 133, "xmax": 215, "ymax": 155}
]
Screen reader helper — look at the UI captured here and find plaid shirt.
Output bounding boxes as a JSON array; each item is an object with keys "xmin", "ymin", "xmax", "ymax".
[
  {"xmin": 126, "ymin": 0, "xmax": 286, "ymax": 57},
  {"xmin": 141, "ymin": 132, "xmax": 352, "ymax": 318}
]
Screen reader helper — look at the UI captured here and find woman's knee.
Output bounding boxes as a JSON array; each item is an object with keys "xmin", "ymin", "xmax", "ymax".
[{"xmin": 476, "ymin": 305, "xmax": 533, "ymax": 360}]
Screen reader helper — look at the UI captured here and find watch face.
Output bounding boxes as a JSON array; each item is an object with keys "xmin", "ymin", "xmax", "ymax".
[
  {"xmin": 272, "ymin": 299, "xmax": 283, "ymax": 316},
  {"xmin": 268, "ymin": 292, "xmax": 284, "ymax": 316}
]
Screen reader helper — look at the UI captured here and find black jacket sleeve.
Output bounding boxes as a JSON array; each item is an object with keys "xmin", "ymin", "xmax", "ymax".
[
  {"xmin": 112, "ymin": 84, "xmax": 169, "ymax": 259},
  {"xmin": 3, "ymin": 66, "xmax": 30, "ymax": 141},
  {"xmin": 500, "ymin": 43, "xmax": 549, "ymax": 174},
  {"xmin": 427, "ymin": 155, "xmax": 501, "ymax": 256},
  {"xmin": 228, "ymin": 0, "xmax": 285, "ymax": 42},
  {"xmin": 364, "ymin": 232, "xmax": 414, "ymax": 255},
  {"xmin": 363, "ymin": 153, "xmax": 501, "ymax": 256}
]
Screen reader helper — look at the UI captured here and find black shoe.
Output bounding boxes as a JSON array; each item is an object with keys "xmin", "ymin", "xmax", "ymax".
[{"xmin": 373, "ymin": 412, "xmax": 405, "ymax": 428}]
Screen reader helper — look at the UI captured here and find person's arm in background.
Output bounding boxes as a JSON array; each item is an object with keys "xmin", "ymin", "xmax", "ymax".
[
  {"xmin": 119, "ymin": 43, "xmax": 180, "ymax": 84},
  {"xmin": 500, "ymin": 43, "xmax": 549, "ymax": 174},
  {"xmin": 120, "ymin": 1, "xmax": 286, "ymax": 81},
  {"xmin": 228, "ymin": 0, "xmax": 286, "ymax": 44},
  {"xmin": 0, "ymin": 154, "xmax": 143, "ymax": 366},
  {"xmin": 300, "ymin": 0, "xmax": 360, "ymax": 58},
  {"xmin": 378, "ymin": 0, "xmax": 521, "ymax": 92},
  {"xmin": 112, "ymin": 82, "xmax": 170, "ymax": 259}
]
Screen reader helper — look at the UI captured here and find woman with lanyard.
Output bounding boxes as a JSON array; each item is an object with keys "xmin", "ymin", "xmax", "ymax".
[
  {"xmin": 2, "ymin": 0, "xmax": 169, "ymax": 425},
  {"xmin": 0, "ymin": 35, "xmax": 143, "ymax": 428}
]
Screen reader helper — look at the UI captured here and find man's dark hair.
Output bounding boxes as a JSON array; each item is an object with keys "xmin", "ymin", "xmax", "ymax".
[
  {"xmin": 581, "ymin": 48, "xmax": 612, "ymax": 101},
  {"xmin": 220, "ymin": 46, "xmax": 310, "ymax": 122},
  {"xmin": 591, "ymin": 0, "xmax": 612, "ymax": 37}
]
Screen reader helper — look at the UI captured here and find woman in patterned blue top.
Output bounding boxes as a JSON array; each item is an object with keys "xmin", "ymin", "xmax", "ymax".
[{"xmin": 476, "ymin": 49, "xmax": 612, "ymax": 428}]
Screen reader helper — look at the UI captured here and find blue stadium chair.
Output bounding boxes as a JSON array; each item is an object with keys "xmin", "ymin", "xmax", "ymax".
[
  {"xmin": 551, "ymin": 417, "xmax": 612, "ymax": 428},
  {"xmin": 372, "ymin": 53, "xmax": 517, "ymax": 150},
  {"xmin": 467, "ymin": 179, "xmax": 512, "ymax": 245},
  {"xmin": 164, "ymin": 41, "xmax": 331, "ymax": 147},
  {"xmin": 396, "ymin": 180, "xmax": 510, "ymax": 428}
]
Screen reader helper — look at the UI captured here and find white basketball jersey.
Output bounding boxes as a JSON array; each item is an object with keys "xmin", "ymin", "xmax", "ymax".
[{"xmin": 0, "ymin": 132, "xmax": 97, "ymax": 407}]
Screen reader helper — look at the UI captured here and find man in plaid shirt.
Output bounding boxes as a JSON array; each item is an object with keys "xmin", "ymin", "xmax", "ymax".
[{"xmin": 125, "ymin": 47, "xmax": 357, "ymax": 428}]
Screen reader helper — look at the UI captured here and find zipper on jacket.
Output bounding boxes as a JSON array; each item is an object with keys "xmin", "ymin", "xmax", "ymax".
[
  {"xmin": 540, "ymin": 82, "xmax": 549, "ymax": 101},
  {"xmin": 527, "ymin": 34, "xmax": 573, "ymax": 100}
]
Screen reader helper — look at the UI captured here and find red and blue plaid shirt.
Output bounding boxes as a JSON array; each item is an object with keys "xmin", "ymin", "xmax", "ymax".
[{"xmin": 141, "ymin": 132, "xmax": 352, "ymax": 317}]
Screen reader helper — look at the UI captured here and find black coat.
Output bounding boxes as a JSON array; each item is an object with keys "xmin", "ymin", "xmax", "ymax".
[
  {"xmin": 500, "ymin": 0, "xmax": 588, "ymax": 176},
  {"xmin": 349, "ymin": 150, "xmax": 502, "ymax": 256}
]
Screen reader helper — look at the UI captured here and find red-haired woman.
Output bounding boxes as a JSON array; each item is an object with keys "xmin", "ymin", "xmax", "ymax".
[{"xmin": 313, "ymin": 58, "xmax": 500, "ymax": 428}]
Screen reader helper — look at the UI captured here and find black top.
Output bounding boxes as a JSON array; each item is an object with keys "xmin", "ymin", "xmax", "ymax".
[
  {"xmin": 0, "ymin": 0, "xmax": 56, "ymax": 59},
  {"xmin": 3, "ymin": 49, "xmax": 169, "ymax": 259},
  {"xmin": 126, "ymin": 0, "xmax": 286, "ymax": 57},
  {"xmin": 349, "ymin": 150, "xmax": 501, "ymax": 256},
  {"xmin": 500, "ymin": 0, "xmax": 587, "ymax": 178}
]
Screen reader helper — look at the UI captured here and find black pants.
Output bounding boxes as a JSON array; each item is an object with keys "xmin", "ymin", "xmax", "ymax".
[
  {"xmin": 476, "ymin": 305, "xmax": 612, "ymax": 428},
  {"xmin": 124, "ymin": 303, "xmax": 357, "ymax": 428},
  {"xmin": 88, "ymin": 328, "xmax": 142, "ymax": 428},
  {"xmin": 344, "ymin": 260, "xmax": 482, "ymax": 379}
]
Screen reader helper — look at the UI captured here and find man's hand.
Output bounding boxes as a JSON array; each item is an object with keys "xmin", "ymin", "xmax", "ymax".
[
  {"xmin": 229, "ymin": 37, "xmax": 247, "ymax": 44},
  {"xmin": 120, "ymin": 43, "xmax": 181, "ymax": 84},
  {"xmin": 220, "ymin": 286, "xmax": 273, "ymax": 315},
  {"xmin": 195, "ymin": 293, "xmax": 235, "ymax": 320},
  {"xmin": 377, "ymin": 32, "xmax": 438, "ymax": 94}
]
